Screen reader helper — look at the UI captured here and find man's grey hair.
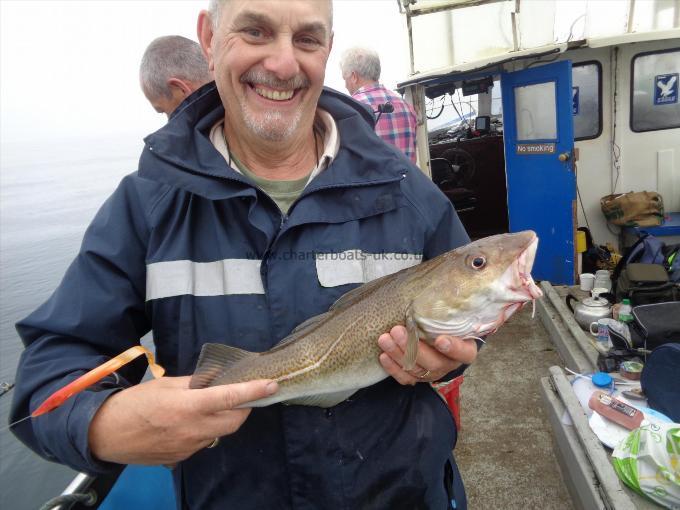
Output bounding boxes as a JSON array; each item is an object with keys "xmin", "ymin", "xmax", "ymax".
[
  {"xmin": 140, "ymin": 35, "xmax": 212, "ymax": 99},
  {"xmin": 339, "ymin": 47, "xmax": 381, "ymax": 82},
  {"xmin": 207, "ymin": 0, "xmax": 333, "ymax": 30}
]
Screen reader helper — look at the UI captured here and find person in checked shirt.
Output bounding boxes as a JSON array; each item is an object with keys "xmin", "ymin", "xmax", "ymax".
[{"xmin": 340, "ymin": 47, "xmax": 418, "ymax": 163}]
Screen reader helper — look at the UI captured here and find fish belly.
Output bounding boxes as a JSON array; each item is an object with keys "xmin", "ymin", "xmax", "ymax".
[{"xmin": 240, "ymin": 357, "xmax": 388, "ymax": 408}]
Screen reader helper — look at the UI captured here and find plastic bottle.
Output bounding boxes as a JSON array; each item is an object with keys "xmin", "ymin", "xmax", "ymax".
[{"xmin": 618, "ymin": 298, "xmax": 633, "ymax": 323}]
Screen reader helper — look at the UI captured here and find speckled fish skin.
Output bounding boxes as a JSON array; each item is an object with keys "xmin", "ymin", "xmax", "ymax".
[{"xmin": 189, "ymin": 231, "xmax": 543, "ymax": 407}]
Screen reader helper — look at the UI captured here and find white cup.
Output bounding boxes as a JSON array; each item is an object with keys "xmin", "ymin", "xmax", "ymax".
[
  {"xmin": 589, "ymin": 317, "xmax": 616, "ymax": 349},
  {"xmin": 594, "ymin": 270, "xmax": 611, "ymax": 290},
  {"xmin": 579, "ymin": 273, "xmax": 595, "ymax": 291},
  {"xmin": 594, "ymin": 277, "xmax": 611, "ymax": 291}
]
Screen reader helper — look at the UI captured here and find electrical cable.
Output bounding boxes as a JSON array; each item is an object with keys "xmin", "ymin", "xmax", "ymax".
[
  {"xmin": 450, "ymin": 91, "xmax": 471, "ymax": 128},
  {"xmin": 607, "ymin": 47, "xmax": 623, "ymax": 238},
  {"xmin": 567, "ymin": 13, "xmax": 586, "ymax": 43},
  {"xmin": 576, "ymin": 181, "xmax": 592, "ymax": 235},
  {"xmin": 456, "ymin": 89, "xmax": 476, "ymax": 125},
  {"xmin": 425, "ymin": 96, "xmax": 445, "ymax": 119}
]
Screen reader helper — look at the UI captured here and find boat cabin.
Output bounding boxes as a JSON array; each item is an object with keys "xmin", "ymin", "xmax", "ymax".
[{"xmin": 396, "ymin": 0, "xmax": 680, "ymax": 285}]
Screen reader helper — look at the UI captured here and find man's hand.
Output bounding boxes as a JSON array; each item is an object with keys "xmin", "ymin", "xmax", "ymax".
[
  {"xmin": 378, "ymin": 325, "xmax": 477, "ymax": 385},
  {"xmin": 88, "ymin": 376, "xmax": 278, "ymax": 465}
]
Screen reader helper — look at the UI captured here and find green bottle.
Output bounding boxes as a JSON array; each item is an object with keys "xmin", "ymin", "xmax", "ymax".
[{"xmin": 618, "ymin": 298, "xmax": 633, "ymax": 323}]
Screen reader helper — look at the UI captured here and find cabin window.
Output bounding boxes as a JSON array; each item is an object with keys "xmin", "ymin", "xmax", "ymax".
[
  {"xmin": 514, "ymin": 81, "xmax": 557, "ymax": 140},
  {"xmin": 572, "ymin": 62, "xmax": 602, "ymax": 140},
  {"xmin": 631, "ymin": 48, "xmax": 680, "ymax": 132}
]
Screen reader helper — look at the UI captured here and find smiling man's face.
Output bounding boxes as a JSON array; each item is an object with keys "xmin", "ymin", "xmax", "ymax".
[{"xmin": 202, "ymin": 0, "xmax": 333, "ymax": 144}]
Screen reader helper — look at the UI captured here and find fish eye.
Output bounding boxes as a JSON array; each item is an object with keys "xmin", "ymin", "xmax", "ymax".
[{"xmin": 470, "ymin": 256, "xmax": 486, "ymax": 270}]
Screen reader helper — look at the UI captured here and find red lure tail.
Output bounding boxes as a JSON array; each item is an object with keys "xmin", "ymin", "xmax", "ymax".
[{"xmin": 31, "ymin": 345, "xmax": 165, "ymax": 417}]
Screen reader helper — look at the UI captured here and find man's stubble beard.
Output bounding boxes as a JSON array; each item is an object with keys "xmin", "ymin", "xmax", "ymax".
[
  {"xmin": 239, "ymin": 98, "xmax": 304, "ymax": 143},
  {"xmin": 237, "ymin": 68, "xmax": 311, "ymax": 143}
]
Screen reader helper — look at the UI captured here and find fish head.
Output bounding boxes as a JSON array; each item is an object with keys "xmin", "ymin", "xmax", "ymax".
[{"xmin": 411, "ymin": 230, "xmax": 543, "ymax": 341}]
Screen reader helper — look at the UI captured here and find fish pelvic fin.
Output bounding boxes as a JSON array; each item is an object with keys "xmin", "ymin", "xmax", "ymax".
[
  {"xmin": 403, "ymin": 312, "xmax": 419, "ymax": 371},
  {"xmin": 189, "ymin": 343, "xmax": 256, "ymax": 389}
]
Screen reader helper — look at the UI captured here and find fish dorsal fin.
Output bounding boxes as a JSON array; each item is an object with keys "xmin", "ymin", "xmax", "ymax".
[
  {"xmin": 329, "ymin": 259, "xmax": 433, "ymax": 311},
  {"xmin": 265, "ymin": 311, "xmax": 332, "ymax": 355},
  {"xmin": 284, "ymin": 389, "xmax": 358, "ymax": 408},
  {"xmin": 291, "ymin": 311, "xmax": 332, "ymax": 335},
  {"xmin": 190, "ymin": 343, "xmax": 255, "ymax": 389},
  {"xmin": 329, "ymin": 273, "xmax": 395, "ymax": 310}
]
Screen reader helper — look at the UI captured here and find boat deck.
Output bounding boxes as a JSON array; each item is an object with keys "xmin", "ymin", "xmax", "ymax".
[
  {"xmin": 455, "ymin": 304, "xmax": 574, "ymax": 508},
  {"xmin": 537, "ymin": 282, "xmax": 662, "ymax": 509}
]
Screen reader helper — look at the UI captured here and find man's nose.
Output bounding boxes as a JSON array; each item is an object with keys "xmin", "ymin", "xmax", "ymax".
[{"xmin": 262, "ymin": 37, "xmax": 300, "ymax": 82}]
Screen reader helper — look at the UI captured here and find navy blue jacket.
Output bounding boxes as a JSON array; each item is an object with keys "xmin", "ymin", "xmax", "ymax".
[{"xmin": 11, "ymin": 85, "xmax": 470, "ymax": 509}]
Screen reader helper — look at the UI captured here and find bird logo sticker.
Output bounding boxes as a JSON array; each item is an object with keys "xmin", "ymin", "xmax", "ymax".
[{"xmin": 654, "ymin": 74, "xmax": 678, "ymax": 105}]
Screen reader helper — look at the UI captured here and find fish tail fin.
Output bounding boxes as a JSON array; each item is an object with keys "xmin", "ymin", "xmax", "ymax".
[{"xmin": 189, "ymin": 343, "xmax": 256, "ymax": 389}]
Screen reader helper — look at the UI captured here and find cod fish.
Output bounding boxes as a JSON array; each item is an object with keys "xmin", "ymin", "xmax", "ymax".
[{"xmin": 190, "ymin": 231, "xmax": 543, "ymax": 407}]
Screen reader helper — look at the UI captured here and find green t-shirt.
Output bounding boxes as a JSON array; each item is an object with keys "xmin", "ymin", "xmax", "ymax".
[{"xmin": 231, "ymin": 154, "xmax": 311, "ymax": 215}]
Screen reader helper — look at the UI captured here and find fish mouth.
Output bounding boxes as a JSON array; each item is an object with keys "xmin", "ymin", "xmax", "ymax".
[
  {"xmin": 509, "ymin": 234, "xmax": 543, "ymax": 301},
  {"xmin": 415, "ymin": 232, "xmax": 543, "ymax": 341},
  {"xmin": 483, "ymin": 233, "xmax": 543, "ymax": 331}
]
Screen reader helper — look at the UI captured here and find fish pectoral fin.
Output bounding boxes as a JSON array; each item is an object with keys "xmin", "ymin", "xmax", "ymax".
[
  {"xmin": 189, "ymin": 343, "xmax": 256, "ymax": 389},
  {"xmin": 403, "ymin": 313, "xmax": 419, "ymax": 371},
  {"xmin": 284, "ymin": 389, "xmax": 358, "ymax": 408}
]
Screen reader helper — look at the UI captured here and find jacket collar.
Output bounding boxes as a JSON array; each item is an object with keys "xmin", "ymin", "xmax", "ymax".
[{"xmin": 140, "ymin": 84, "xmax": 410, "ymax": 199}]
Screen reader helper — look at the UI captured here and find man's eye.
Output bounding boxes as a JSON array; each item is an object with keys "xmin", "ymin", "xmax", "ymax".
[
  {"xmin": 243, "ymin": 28, "xmax": 263, "ymax": 38},
  {"xmin": 297, "ymin": 36, "xmax": 320, "ymax": 47}
]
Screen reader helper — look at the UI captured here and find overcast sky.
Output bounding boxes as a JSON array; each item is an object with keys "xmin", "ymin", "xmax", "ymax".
[{"xmin": 0, "ymin": 0, "xmax": 410, "ymax": 145}]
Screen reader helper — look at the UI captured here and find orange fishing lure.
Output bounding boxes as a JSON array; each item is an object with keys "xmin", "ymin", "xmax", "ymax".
[{"xmin": 32, "ymin": 345, "xmax": 165, "ymax": 417}]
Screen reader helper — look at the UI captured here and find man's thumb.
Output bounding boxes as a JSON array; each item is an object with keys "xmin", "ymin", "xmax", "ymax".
[{"xmin": 199, "ymin": 380, "xmax": 278, "ymax": 414}]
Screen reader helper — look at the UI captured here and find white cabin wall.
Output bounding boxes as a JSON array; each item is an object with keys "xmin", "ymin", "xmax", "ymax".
[
  {"xmin": 616, "ymin": 39, "xmax": 680, "ymax": 217},
  {"xmin": 560, "ymin": 47, "xmax": 617, "ymax": 248},
  {"xmin": 410, "ymin": 11, "xmax": 454, "ymax": 73}
]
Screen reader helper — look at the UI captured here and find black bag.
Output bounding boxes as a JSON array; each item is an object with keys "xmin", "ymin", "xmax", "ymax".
[
  {"xmin": 629, "ymin": 301, "xmax": 680, "ymax": 350},
  {"xmin": 615, "ymin": 263, "xmax": 680, "ymax": 305},
  {"xmin": 640, "ymin": 343, "xmax": 680, "ymax": 422}
]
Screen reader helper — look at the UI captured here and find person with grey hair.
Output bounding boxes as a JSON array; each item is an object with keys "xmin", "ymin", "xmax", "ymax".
[
  {"xmin": 11, "ymin": 2, "xmax": 473, "ymax": 509},
  {"xmin": 140, "ymin": 35, "xmax": 213, "ymax": 118},
  {"xmin": 340, "ymin": 46, "xmax": 418, "ymax": 163}
]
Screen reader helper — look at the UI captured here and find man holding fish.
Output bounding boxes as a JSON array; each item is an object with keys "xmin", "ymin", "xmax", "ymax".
[{"xmin": 10, "ymin": 1, "xmax": 542, "ymax": 508}]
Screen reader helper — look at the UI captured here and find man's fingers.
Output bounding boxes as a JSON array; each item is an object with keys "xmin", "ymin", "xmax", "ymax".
[
  {"xmin": 434, "ymin": 336, "xmax": 478, "ymax": 364},
  {"xmin": 379, "ymin": 353, "xmax": 417, "ymax": 386},
  {"xmin": 389, "ymin": 325, "xmax": 408, "ymax": 344},
  {"xmin": 194, "ymin": 379, "xmax": 278, "ymax": 415},
  {"xmin": 204, "ymin": 408, "xmax": 253, "ymax": 438}
]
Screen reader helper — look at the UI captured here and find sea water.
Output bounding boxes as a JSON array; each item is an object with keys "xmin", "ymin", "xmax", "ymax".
[{"xmin": 0, "ymin": 135, "xmax": 146, "ymax": 510}]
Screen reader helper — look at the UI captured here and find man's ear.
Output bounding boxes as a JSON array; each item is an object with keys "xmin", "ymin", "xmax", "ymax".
[
  {"xmin": 197, "ymin": 10, "xmax": 215, "ymax": 72},
  {"xmin": 168, "ymin": 78, "xmax": 193, "ymax": 97}
]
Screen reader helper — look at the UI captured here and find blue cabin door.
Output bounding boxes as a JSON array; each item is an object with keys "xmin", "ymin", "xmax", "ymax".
[{"xmin": 500, "ymin": 61, "xmax": 576, "ymax": 285}]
